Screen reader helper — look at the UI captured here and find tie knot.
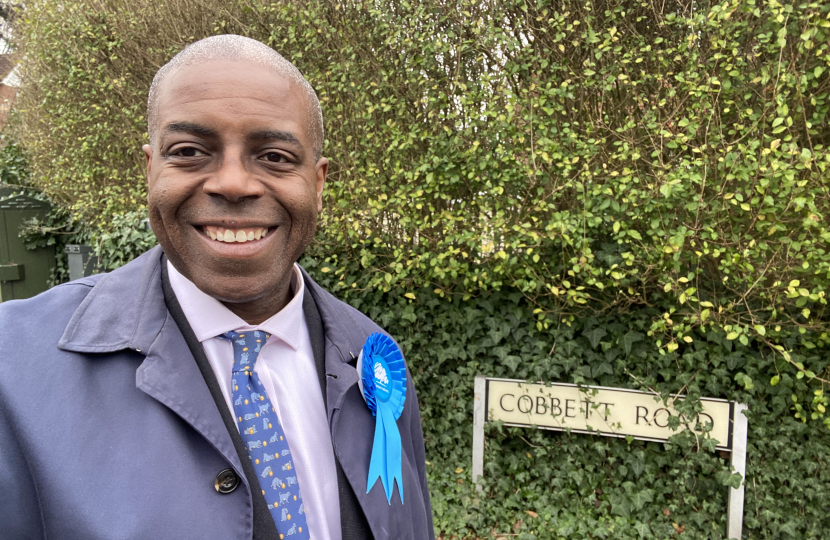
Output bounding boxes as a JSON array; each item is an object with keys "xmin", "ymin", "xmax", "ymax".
[{"xmin": 221, "ymin": 330, "xmax": 270, "ymax": 373}]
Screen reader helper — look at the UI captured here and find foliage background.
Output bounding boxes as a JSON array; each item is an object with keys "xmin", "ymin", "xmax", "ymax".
[{"xmin": 6, "ymin": 0, "xmax": 830, "ymax": 537}]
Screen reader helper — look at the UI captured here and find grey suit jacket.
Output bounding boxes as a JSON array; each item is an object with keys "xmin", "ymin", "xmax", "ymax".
[{"xmin": 0, "ymin": 246, "xmax": 435, "ymax": 540}]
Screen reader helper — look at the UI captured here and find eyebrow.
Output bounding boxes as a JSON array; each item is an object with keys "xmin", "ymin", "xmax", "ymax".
[
  {"xmin": 248, "ymin": 130, "xmax": 302, "ymax": 146},
  {"xmin": 163, "ymin": 121, "xmax": 217, "ymax": 138},
  {"xmin": 160, "ymin": 123, "xmax": 303, "ymax": 149}
]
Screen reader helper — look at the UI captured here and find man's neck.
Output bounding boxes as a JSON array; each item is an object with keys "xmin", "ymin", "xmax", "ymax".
[{"xmin": 220, "ymin": 278, "xmax": 294, "ymax": 325}]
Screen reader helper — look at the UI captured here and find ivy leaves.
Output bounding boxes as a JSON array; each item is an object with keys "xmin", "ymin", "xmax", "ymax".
[
  {"xmin": 610, "ymin": 483, "xmax": 654, "ymax": 519},
  {"xmin": 622, "ymin": 331, "xmax": 644, "ymax": 357},
  {"xmin": 298, "ymin": 271, "xmax": 830, "ymax": 538}
]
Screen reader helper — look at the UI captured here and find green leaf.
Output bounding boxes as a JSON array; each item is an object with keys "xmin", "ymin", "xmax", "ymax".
[
  {"xmin": 621, "ymin": 331, "xmax": 644, "ymax": 355},
  {"xmin": 610, "ymin": 494, "xmax": 632, "ymax": 518},
  {"xmin": 634, "ymin": 523, "xmax": 651, "ymax": 538},
  {"xmin": 583, "ymin": 327, "xmax": 607, "ymax": 349},
  {"xmin": 629, "ymin": 489, "xmax": 654, "ymax": 510}
]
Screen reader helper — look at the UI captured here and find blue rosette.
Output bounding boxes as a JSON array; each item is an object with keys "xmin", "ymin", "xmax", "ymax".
[{"xmin": 361, "ymin": 332, "xmax": 407, "ymax": 504}]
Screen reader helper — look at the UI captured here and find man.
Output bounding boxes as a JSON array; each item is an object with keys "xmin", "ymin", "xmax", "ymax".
[{"xmin": 0, "ymin": 35, "xmax": 434, "ymax": 540}]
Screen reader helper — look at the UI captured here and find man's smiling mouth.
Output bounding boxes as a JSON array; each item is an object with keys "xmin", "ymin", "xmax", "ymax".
[{"xmin": 201, "ymin": 225, "xmax": 273, "ymax": 243}]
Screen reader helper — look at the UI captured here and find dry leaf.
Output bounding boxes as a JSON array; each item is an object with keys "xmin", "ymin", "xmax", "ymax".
[{"xmin": 525, "ymin": 510, "xmax": 538, "ymax": 519}]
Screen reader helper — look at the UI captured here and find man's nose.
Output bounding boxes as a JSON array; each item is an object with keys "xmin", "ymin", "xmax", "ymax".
[{"xmin": 202, "ymin": 152, "xmax": 264, "ymax": 202}]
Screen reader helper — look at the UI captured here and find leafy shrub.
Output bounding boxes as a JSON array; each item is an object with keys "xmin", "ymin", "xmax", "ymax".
[
  {"xmin": 0, "ymin": 134, "xmax": 30, "ymax": 188},
  {"xmin": 11, "ymin": 0, "xmax": 830, "ymax": 537}
]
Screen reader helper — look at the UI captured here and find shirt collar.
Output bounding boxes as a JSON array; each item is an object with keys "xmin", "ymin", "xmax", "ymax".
[{"xmin": 166, "ymin": 261, "xmax": 305, "ymax": 350}]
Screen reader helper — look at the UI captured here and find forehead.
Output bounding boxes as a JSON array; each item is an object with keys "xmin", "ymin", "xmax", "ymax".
[{"xmin": 154, "ymin": 59, "xmax": 311, "ymax": 142}]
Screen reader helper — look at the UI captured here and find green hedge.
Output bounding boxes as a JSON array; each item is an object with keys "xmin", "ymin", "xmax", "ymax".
[
  {"xmin": 10, "ymin": 0, "xmax": 830, "ymax": 537},
  {"xmin": 309, "ymin": 273, "xmax": 829, "ymax": 539}
]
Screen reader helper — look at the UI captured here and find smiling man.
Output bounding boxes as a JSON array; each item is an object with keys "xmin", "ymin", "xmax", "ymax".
[{"xmin": 0, "ymin": 35, "xmax": 434, "ymax": 540}]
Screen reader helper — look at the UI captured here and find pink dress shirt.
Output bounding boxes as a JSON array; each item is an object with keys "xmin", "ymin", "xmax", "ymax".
[{"xmin": 167, "ymin": 261, "xmax": 341, "ymax": 540}]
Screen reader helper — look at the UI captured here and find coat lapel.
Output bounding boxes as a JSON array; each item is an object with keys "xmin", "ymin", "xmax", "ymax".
[
  {"xmin": 135, "ymin": 310, "xmax": 245, "ymax": 475},
  {"xmin": 57, "ymin": 246, "xmax": 245, "ymax": 479}
]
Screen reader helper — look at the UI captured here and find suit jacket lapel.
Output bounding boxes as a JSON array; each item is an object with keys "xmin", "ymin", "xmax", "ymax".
[
  {"xmin": 135, "ymin": 309, "xmax": 246, "ymax": 474},
  {"xmin": 302, "ymin": 289, "xmax": 328, "ymax": 409}
]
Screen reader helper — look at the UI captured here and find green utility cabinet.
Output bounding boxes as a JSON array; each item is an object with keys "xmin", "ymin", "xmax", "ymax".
[{"xmin": 0, "ymin": 194, "xmax": 55, "ymax": 302}]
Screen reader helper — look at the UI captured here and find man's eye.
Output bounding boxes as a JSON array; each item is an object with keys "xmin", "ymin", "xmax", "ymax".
[
  {"xmin": 261, "ymin": 152, "xmax": 289, "ymax": 163},
  {"xmin": 172, "ymin": 147, "xmax": 206, "ymax": 157}
]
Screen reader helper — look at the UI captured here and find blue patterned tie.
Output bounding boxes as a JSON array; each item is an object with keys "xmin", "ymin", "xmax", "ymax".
[{"xmin": 221, "ymin": 330, "xmax": 310, "ymax": 539}]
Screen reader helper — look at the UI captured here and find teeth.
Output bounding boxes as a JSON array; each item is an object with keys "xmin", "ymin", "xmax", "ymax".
[{"xmin": 205, "ymin": 227, "xmax": 269, "ymax": 243}]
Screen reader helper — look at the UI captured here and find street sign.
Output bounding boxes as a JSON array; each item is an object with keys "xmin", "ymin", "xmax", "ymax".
[{"xmin": 472, "ymin": 376, "xmax": 748, "ymax": 539}]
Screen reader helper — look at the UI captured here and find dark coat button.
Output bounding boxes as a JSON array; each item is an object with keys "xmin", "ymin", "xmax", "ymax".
[{"xmin": 214, "ymin": 468, "xmax": 240, "ymax": 494}]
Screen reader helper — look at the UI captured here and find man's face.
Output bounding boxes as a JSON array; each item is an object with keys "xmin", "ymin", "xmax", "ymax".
[{"xmin": 144, "ymin": 59, "xmax": 327, "ymax": 321}]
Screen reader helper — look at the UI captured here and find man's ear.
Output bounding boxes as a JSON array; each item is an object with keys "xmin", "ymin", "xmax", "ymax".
[
  {"xmin": 142, "ymin": 144, "xmax": 153, "ymax": 179},
  {"xmin": 315, "ymin": 157, "xmax": 328, "ymax": 213}
]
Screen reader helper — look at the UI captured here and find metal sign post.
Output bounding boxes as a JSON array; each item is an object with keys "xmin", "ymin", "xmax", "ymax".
[
  {"xmin": 472, "ymin": 375, "xmax": 749, "ymax": 539},
  {"xmin": 472, "ymin": 375, "xmax": 486, "ymax": 492},
  {"xmin": 726, "ymin": 402, "xmax": 748, "ymax": 539}
]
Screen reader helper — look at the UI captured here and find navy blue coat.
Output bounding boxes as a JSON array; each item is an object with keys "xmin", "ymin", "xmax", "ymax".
[{"xmin": 0, "ymin": 246, "xmax": 434, "ymax": 539}]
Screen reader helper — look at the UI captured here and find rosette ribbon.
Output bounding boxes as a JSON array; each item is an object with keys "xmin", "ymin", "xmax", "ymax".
[{"xmin": 361, "ymin": 332, "xmax": 407, "ymax": 505}]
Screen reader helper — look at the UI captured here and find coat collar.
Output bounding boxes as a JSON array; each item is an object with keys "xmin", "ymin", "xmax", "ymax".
[
  {"xmin": 57, "ymin": 246, "xmax": 367, "ymax": 374},
  {"xmin": 55, "ymin": 245, "xmax": 367, "ymax": 433},
  {"xmin": 55, "ymin": 246, "xmax": 371, "ymax": 447},
  {"xmin": 58, "ymin": 246, "xmax": 169, "ymax": 355}
]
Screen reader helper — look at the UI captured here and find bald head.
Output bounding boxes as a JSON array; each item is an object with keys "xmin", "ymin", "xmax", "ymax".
[{"xmin": 147, "ymin": 35, "xmax": 324, "ymax": 161}]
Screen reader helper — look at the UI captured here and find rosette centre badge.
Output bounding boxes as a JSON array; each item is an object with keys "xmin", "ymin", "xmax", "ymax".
[{"xmin": 361, "ymin": 332, "xmax": 407, "ymax": 504}]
